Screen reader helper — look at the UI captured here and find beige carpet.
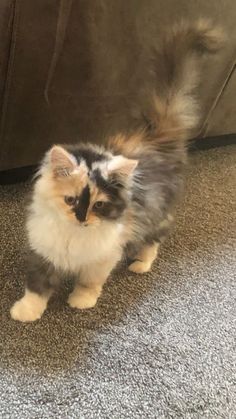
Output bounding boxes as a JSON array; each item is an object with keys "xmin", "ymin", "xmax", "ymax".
[{"xmin": 0, "ymin": 146, "xmax": 235, "ymax": 418}]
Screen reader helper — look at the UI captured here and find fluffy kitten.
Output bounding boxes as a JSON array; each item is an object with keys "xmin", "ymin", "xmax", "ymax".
[{"xmin": 11, "ymin": 20, "xmax": 222, "ymax": 322}]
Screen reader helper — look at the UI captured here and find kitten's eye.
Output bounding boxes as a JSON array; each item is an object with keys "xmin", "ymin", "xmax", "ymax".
[
  {"xmin": 93, "ymin": 201, "xmax": 105, "ymax": 210},
  {"xmin": 64, "ymin": 196, "xmax": 76, "ymax": 206}
]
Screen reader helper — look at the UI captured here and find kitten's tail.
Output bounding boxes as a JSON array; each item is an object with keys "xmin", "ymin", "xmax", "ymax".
[
  {"xmin": 109, "ymin": 20, "xmax": 224, "ymax": 155},
  {"xmin": 148, "ymin": 19, "xmax": 224, "ymax": 145}
]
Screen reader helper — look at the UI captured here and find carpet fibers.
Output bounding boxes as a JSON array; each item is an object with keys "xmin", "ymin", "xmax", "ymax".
[{"xmin": 0, "ymin": 146, "xmax": 235, "ymax": 418}]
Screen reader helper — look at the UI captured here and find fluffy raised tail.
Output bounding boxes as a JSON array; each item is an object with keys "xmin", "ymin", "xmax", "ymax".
[
  {"xmin": 109, "ymin": 20, "xmax": 223, "ymax": 155},
  {"xmin": 148, "ymin": 19, "xmax": 224, "ymax": 144}
]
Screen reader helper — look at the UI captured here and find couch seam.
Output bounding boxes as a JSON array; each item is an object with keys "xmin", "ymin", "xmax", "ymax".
[
  {"xmin": 0, "ymin": 2, "xmax": 14, "ymax": 116},
  {"xmin": 0, "ymin": 0, "xmax": 20, "ymax": 166},
  {"xmin": 198, "ymin": 56, "xmax": 236, "ymax": 138}
]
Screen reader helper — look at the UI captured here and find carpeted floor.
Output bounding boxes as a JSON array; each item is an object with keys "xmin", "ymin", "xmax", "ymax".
[{"xmin": 0, "ymin": 146, "xmax": 235, "ymax": 418}]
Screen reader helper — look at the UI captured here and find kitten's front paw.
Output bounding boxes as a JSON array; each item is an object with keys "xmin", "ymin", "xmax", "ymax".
[
  {"xmin": 10, "ymin": 291, "xmax": 48, "ymax": 322},
  {"xmin": 68, "ymin": 288, "xmax": 99, "ymax": 310},
  {"xmin": 10, "ymin": 300, "xmax": 42, "ymax": 322},
  {"xmin": 128, "ymin": 260, "xmax": 151, "ymax": 274}
]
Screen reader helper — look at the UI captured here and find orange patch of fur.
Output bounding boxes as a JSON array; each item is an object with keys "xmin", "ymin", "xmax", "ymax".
[{"xmin": 108, "ymin": 132, "xmax": 147, "ymax": 157}]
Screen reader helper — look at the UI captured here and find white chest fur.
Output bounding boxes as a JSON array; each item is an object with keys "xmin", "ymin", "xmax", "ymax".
[{"xmin": 27, "ymin": 203, "xmax": 123, "ymax": 273}]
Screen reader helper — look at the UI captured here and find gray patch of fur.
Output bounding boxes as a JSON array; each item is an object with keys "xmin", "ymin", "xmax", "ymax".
[{"xmin": 26, "ymin": 251, "xmax": 60, "ymax": 294}]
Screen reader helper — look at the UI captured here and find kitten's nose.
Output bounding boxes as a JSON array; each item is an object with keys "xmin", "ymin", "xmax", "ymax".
[
  {"xmin": 80, "ymin": 220, "xmax": 88, "ymax": 227},
  {"xmin": 75, "ymin": 211, "xmax": 87, "ymax": 223}
]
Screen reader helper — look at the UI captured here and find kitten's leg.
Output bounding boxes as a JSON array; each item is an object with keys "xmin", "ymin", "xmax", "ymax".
[
  {"xmin": 128, "ymin": 214, "xmax": 174, "ymax": 274},
  {"xmin": 10, "ymin": 252, "xmax": 57, "ymax": 322},
  {"xmin": 68, "ymin": 256, "xmax": 119, "ymax": 310},
  {"xmin": 128, "ymin": 242, "xmax": 159, "ymax": 274}
]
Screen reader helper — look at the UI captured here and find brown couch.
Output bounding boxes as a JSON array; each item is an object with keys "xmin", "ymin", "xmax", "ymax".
[{"xmin": 0, "ymin": 0, "xmax": 235, "ymax": 171}]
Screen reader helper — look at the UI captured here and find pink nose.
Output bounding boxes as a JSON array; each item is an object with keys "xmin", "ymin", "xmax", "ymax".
[{"xmin": 81, "ymin": 221, "xmax": 88, "ymax": 227}]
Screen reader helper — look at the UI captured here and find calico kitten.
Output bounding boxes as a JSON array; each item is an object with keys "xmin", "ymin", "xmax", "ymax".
[{"xmin": 11, "ymin": 20, "xmax": 222, "ymax": 322}]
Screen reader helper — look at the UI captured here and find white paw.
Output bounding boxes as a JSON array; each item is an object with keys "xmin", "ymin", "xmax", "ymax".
[
  {"xmin": 128, "ymin": 260, "xmax": 151, "ymax": 274},
  {"xmin": 10, "ymin": 299, "xmax": 44, "ymax": 322},
  {"xmin": 68, "ymin": 289, "xmax": 98, "ymax": 310},
  {"xmin": 10, "ymin": 290, "xmax": 48, "ymax": 322}
]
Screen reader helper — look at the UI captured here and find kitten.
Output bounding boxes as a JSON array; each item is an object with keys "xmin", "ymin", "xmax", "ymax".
[{"xmin": 10, "ymin": 20, "xmax": 222, "ymax": 322}]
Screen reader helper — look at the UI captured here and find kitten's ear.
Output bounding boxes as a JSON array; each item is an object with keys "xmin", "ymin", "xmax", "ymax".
[
  {"xmin": 50, "ymin": 145, "xmax": 77, "ymax": 176},
  {"xmin": 107, "ymin": 155, "xmax": 138, "ymax": 177}
]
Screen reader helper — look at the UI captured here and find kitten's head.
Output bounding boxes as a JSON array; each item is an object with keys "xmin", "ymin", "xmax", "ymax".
[{"xmin": 38, "ymin": 144, "xmax": 138, "ymax": 227}]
